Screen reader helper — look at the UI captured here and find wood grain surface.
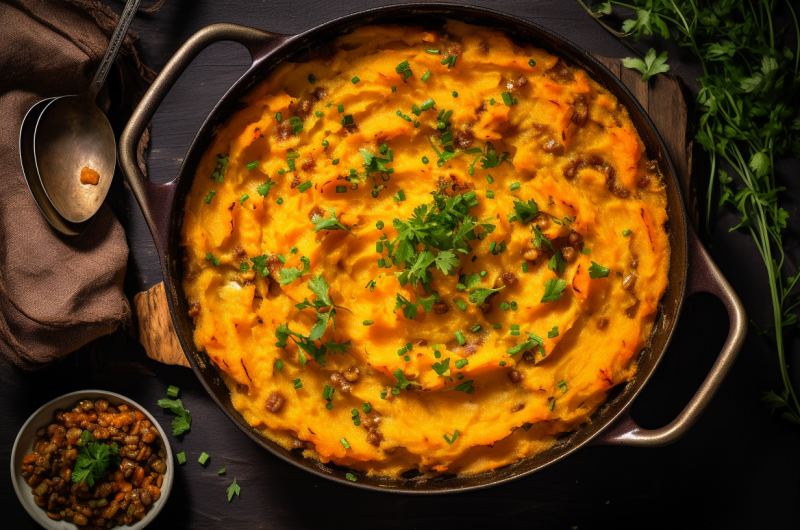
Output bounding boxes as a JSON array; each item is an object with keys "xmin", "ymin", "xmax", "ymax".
[{"xmin": 133, "ymin": 54, "xmax": 693, "ymax": 365}]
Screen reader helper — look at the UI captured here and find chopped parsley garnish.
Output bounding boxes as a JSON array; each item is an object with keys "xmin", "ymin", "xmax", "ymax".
[
  {"xmin": 480, "ymin": 142, "xmax": 510, "ymax": 169},
  {"xmin": 548, "ymin": 326, "xmax": 559, "ymax": 338},
  {"xmin": 507, "ymin": 332, "xmax": 545, "ymax": 357},
  {"xmin": 312, "ymin": 208, "xmax": 354, "ymax": 235},
  {"xmin": 468, "ymin": 287, "xmax": 504, "ymax": 306},
  {"xmin": 276, "ymin": 276, "xmax": 351, "ymax": 366},
  {"xmin": 541, "ymin": 278, "xmax": 568, "ymax": 302},
  {"xmin": 589, "ymin": 261, "xmax": 611, "ymax": 279},
  {"xmin": 501, "ymin": 92, "xmax": 518, "ymax": 106},
  {"xmin": 280, "ymin": 256, "xmax": 310, "ymax": 285},
  {"xmin": 157, "ymin": 397, "xmax": 192, "ymax": 436},
  {"xmin": 548, "ymin": 251, "xmax": 565, "ymax": 274},
  {"xmin": 513, "ymin": 198, "xmax": 539, "ymax": 222},
  {"xmin": 360, "ymin": 147, "xmax": 395, "ymax": 176},
  {"xmin": 226, "ymin": 478, "xmax": 241, "ymax": 502},
  {"xmin": 443, "ymin": 430, "xmax": 460, "ymax": 445},
  {"xmin": 72, "ymin": 430, "xmax": 120, "ymax": 487},
  {"xmin": 432, "ymin": 357, "xmax": 453, "ymax": 380},
  {"xmin": 211, "ymin": 154, "xmax": 229, "ymax": 183},
  {"xmin": 395, "ymin": 292, "xmax": 436, "ymax": 319},
  {"xmin": 454, "ymin": 380, "xmax": 475, "ymax": 394},
  {"xmin": 395, "ymin": 60, "xmax": 413, "ymax": 80},
  {"xmin": 288, "ymin": 116, "xmax": 303, "ymax": 135}
]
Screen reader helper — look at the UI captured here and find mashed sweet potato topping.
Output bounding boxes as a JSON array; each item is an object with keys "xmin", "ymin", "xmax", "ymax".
[{"xmin": 181, "ymin": 21, "xmax": 669, "ymax": 478}]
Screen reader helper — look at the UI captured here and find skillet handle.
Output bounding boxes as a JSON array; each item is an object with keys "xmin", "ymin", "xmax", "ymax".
[
  {"xmin": 594, "ymin": 227, "xmax": 747, "ymax": 447},
  {"xmin": 119, "ymin": 23, "xmax": 287, "ymax": 251}
]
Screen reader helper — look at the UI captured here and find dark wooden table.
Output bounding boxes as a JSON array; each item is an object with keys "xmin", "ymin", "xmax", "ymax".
[{"xmin": 3, "ymin": 1, "xmax": 799, "ymax": 528}]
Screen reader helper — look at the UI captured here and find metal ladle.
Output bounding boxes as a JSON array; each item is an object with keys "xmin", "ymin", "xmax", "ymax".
[{"xmin": 24, "ymin": 0, "xmax": 141, "ymax": 231}]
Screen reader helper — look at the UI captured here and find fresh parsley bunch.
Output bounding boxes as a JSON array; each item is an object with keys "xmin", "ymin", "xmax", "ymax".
[{"xmin": 583, "ymin": 0, "xmax": 800, "ymax": 423}]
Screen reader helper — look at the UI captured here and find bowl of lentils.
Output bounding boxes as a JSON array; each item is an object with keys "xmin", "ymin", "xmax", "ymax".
[{"xmin": 11, "ymin": 390, "xmax": 173, "ymax": 529}]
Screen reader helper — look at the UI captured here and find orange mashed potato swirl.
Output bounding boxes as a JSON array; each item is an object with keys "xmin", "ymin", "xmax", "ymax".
[{"xmin": 181, "ymin": 21, "xmax": 669, "ymax": 478}]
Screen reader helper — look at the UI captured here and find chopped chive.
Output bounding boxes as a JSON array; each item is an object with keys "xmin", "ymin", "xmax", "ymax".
[
  {"xmin": 421, "ymin": 70, "xmax": 431, "ymax": 82},
  {"xmin": 455, "ymin": 331, "xmax": 466, "ymax": 345},
  {"xmin": 176, "ymin": 452, "xmax": 186, "ymax": 465},
  {"xmin": 363, "ymin": 320, "xmax": 374, "ymax": 326},
  {"xmin": 275, "ymin": 112, "xmax": 282, "ymax": 122},
  {"xmin": 198, "ymin": 452, "xmax": 209, "ymax": 465},
  {"xmin": 510, "ymin": 182, "xmax": 520, "ymax": 191},
  {"xmin": 486, "ymin": 190, "xmax": 495, "ymax": 199},
  {"xmin": 246, "ymin": 161, "xmax": 258, "ymax": 171},
  {"xmin": 297, "ymin": 182, "xmax": 312, "ymax": 193},
  {"xmin": 335, "ymin": 185, "xmax": 347, "ymax": 193},
  {"xmin": 308, "ymin": 73, "xmax": 316, "ymax": 84},
  {"xmin": 167, "ymin": 385, "xmax": 180, "ymax": 398},
  {"xmin": 455, "ymin": 359, "xmax": 469, "ymax": 369},
  {"xmin": 340, "ymin": 438, "xmax": 350, "ymax": 449},
  {"xmin": 337, "ymin": 104, "xmax": 344, "ymax": 113},
  {"xmin": 486, "ymin": 175, "xmax": 494, "ymax": 184}
]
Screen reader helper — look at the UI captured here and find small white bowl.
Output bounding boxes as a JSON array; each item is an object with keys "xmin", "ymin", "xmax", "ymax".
[{"xmin": 11, "ymin": 390, "xmax": 174, "ymax": 529}]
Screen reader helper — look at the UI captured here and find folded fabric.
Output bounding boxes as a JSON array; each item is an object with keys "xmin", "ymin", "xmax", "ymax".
[{"xmin": 0, "ymin": 0, "xmax": 156, "ymax": 369}]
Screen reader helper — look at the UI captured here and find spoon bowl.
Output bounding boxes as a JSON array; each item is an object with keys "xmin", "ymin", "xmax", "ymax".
[
  {"xmin": 19, "ymin": 98, "xmax": 94, "ymax": 235},
  {"xmin": 34, "ymin": 93, "xmax": 116, "ymax": 223}
]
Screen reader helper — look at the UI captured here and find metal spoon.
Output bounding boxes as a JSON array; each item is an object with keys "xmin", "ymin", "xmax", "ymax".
[{"xmin": 31, "ymin": 0, "xmax": 141, "ymax": 225}]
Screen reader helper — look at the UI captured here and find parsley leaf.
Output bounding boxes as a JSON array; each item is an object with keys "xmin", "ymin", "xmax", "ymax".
[
  {"xmin": 72, "ymin": 431, "xmax": 120, "ymax": 487},
  {"xmin": 257, "ymin": 180, "xmax": 276, "ymax": 196},
  {"xmin": 588, "ymin": 261, "xmax": 610, "ymax": 279},
  {"xmin": 622, "ymin": 48, "xmax": 670, "ymax": 82},
  {"xmin": 513, "ymin": 198, "xmax": 539, "ymax": 222},
  {"xmin": 541, "ymin": 278, "xmax": 567, "ymax": 303},
  {"xmin": 432, "ymin": 358, "xmax": 452, "ymax": 381},
  {"xmin": 468, "ymin": 286, "xmax": 504, "ymax": 305},
  {"xmin": 395, "ymin": 293, "xmax": 436, "ymax": 319},
  {"xmin": 312, "ymin": 209, "xmax": 354, "ymax": 235},
  {"xmin": 507, "ymin": 332, "xmax": 545, "ymax": 357},
  {"xmin": 454, "ymin": 380, "xmax": 475, "ymax": 394},
  {"xmin": 548, "ymin": 251, "xmax": 565, "ymax": 274},
  {"xmin": 157, "ymin": 398, "xmax": 193, "ymax": 436},
  {"xmin": 280, "ymin": 256, "xmax": 310, "ymax": 285},
  {"xmin": 226, "ymin": 477, "xmax": 241, "ymax": 502}
]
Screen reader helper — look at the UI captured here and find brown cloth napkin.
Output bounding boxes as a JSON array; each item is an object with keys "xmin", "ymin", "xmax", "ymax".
[{"xmin": 0, "ymin": 0, "xmax": 157, "ymax": 370}]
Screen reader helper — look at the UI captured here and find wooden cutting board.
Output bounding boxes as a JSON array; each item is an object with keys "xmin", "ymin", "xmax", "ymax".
[{"xmin": 133, "ymin": 54, "xmax": 694, "ymax": 367}]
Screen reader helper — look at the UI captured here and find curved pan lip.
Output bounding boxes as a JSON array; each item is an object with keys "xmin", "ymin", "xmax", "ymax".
[{"xmin": 165, "ymin": 2, "xmax": 689, "ymax": 494}]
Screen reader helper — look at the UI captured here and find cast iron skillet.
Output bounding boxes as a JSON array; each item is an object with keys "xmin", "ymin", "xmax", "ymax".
[{"xmin": 119, "ymin": 3, "xmax": 746, "ymax": 493}]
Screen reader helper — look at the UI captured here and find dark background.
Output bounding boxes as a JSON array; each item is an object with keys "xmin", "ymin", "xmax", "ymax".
[{"xmin": 3, "ymin": 1, "xmax": 799, "ymax": 529}]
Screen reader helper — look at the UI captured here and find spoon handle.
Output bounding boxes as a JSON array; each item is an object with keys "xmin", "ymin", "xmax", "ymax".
[{"xmin": 87, "ymin": 0, "xmax": 142, "ymax": 100}]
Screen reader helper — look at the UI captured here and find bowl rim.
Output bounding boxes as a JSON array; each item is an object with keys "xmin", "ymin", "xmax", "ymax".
[{"xmin": 10, "ymin": 390, "xmax": 174, "ymax": 530}]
